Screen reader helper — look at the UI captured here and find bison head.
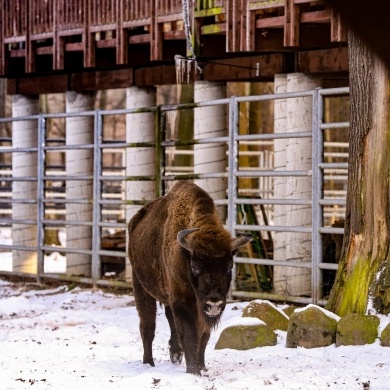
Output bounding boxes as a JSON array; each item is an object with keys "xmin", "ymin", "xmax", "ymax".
[{"xmin": 177, "ymin": 228, "xmax": 252, "ymax": 326}]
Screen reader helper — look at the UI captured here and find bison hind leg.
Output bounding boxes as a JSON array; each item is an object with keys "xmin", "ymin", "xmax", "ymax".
[{"xmin": 164, "ymin": 305, "xmax": 183, "ymax": 365}]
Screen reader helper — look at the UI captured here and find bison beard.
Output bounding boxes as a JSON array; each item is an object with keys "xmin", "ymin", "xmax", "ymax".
[{"xmin": 127, "ymin": 182, "xmax": 252, "ymax": 375}]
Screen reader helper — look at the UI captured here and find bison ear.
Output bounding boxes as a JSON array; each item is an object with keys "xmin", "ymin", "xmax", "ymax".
[
  {"xmin": 177, "ymin": 228, "xmax": 200, "ymax": 252},
  {"xmin": 231, "ymin": 233, "xmax": 253, "ymax": 252}
]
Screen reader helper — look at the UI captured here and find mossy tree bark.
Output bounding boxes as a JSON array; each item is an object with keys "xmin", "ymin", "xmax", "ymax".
[{"xmin": 326, "ymin": 31, "xmax": 390, "ymax": 315}]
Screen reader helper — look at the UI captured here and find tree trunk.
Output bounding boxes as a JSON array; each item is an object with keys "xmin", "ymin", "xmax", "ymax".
[{"xmin": 326, "ymin": 31, "xmax": 390, "ymax": 315}]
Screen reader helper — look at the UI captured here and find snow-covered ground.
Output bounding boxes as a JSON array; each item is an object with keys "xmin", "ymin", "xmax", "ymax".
[{"xmin": 1, "ymin": 279, "xmax": 390, "ymax": 390}]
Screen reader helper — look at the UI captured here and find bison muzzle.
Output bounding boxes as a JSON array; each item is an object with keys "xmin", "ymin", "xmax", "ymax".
[{"xmin": 128, "ymin": 182, "xmax": 252, "ymax": 375}]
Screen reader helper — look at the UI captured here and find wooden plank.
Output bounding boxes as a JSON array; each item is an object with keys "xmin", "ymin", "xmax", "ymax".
[
  {"xmin": 135, "ymin": 64, "xmax": 177, "ymax": 86},
  {"xmin": 298, "ymin": 47, "xmax": 348, "ymax": 74},
  {"xmin": 300, "ymin": 10, "xmax": 332, "ymax": 23},
  {"xmin": 202, "ymin": 53, "xmax": 285, "ymax": 81},
  {"xmin": 256, "ymin": 16, "xmax": 285, "ymax": 29},
  {"xmin": 70, "ymin": 68, "xmax": 134, "ymax": 91},
  {"xmin": 12, "ymin": 74, "xmax": 68, "ymax": 94},
  {"xmin": 330, "ymin": 9, "xmax": 347, "ymax": 42},
  {"xmin": 284, "ymin": 0, "xmax": 300, "ymax": 47}
]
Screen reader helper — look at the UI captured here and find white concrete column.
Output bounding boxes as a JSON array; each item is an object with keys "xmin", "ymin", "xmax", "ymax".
[
  {"xmin": 12, "ymin": 94, "xmax": 39, "ymax": 273},
  {"xmin": 65, "ymin": 91, "xmax": 95, "ymax": 277},
  {"xmin": 274, "ymin": 73, "xmax": 322, "ymax": 296},
  {"xmin": 125, "ymin": 86, "xmax": 156, "ymax": 280},
  {"xmin": 194, "ymin": 81, "xmax": 227, "ymax": 218},
  {"xmin": 273, "ymin": 75, "xmax": 288, "ymax": 291}
]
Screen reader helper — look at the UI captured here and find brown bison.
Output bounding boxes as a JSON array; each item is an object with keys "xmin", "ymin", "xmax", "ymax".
[{"xmin": 127, "ymin": 181, "xmax": 252, "ymax": 375}]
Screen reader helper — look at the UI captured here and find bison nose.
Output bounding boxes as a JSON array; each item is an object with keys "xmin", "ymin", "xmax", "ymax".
[{"xmin": 205, "ymin": 300, "xmax": 224, "ymax": 317}]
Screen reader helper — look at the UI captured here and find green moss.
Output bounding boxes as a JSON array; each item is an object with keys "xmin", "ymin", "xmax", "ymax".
[{"xmin": 337, "ymin": 257, "xmax": 372, "ymax": 316}]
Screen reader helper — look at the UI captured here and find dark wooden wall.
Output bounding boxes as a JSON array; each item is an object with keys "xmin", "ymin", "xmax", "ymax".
[{"xmin": 0, "ymin": 0, "xmax": 349, "ymax": 94}]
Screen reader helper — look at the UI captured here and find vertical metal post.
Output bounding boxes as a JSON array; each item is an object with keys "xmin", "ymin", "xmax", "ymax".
[
  {"xmin": 91, "ymin": 110, "xmax": 102, "ymax": 289},
  {"xmin": 311, "ymin": 88, "xmax": 324, "ymax": 304},
  {"xmin": 228, "ymin": 96, "xmax": 239, "ymax": 293},
  {"xmin": 36, "ymin": 114, "xmax": 46, "ymax": 283},
  {"xmin": 155, "ymin": 106, "xmax": 164, "ymax": 197}
]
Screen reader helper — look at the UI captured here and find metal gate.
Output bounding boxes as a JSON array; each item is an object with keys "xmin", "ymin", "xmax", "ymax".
[{"xmin": 0, "ymin": 86, "xmax": 349, "ymax": 305}]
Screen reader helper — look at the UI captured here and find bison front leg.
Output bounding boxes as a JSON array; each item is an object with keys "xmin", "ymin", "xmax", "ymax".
[
  {"xmin": 172, "ymin": 304, "xmax": 203, "ymax": 376},
  {"xmin": 198, "ymin": 330, "xmax": 211, "ymax": 371},
  {"xmin": 164, "ymin": 306, "xmax": 183, "ymax": 365},
  {"xmin": 132, "ymin": 274, "xmax": 157, "ymax": 366}
]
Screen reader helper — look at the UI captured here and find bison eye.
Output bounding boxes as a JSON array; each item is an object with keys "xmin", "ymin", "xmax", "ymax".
[{"xmin": 190, "ymin": 263, "xmax": 201, "ymax": 277}]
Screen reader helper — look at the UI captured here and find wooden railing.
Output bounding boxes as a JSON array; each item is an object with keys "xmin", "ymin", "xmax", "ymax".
[{"xmin": 0, "ymin": 0, "xmax": 346, "ymax": 76}]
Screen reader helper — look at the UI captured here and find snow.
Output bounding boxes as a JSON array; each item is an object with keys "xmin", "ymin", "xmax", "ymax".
[{"xmin": 1, "ymin": 279, "xmax": 390, "ymax": 390}]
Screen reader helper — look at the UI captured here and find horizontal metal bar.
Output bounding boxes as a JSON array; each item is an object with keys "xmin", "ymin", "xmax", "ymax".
[
  {"xmin": 236, "ymin": 131, "xmax": 312, "ymax": 141},
  {"xmin": 43, "ymin": 175, "xmax": 93, "ymax": 181},
  {"xmin": 0, "ymin": 177, "xmax": 38, "ymax": 182},
  {"xmin": 319, "ymin": 262, "xmax": 339, "ymax": 270},
  {"xmin": 98, "ymin": 222, "xmax": 127, "ymax": 229},
  {"xmin": 318, "ymin": 86, "xmax": 349, "ymax": 96},
  {"xmin": 98, "ymin": 249, "xmax": 127, "ymax": 257},
  {"xmin": 0, "ymin": 218, "xmax": 37, "ymax": 225},
  {"xmin": 0, "ymin": 147, "xmax": 38, "ymax": 153},
  {"xmin": 43, "ymin": 145, "xmax": 94, "ymax": 151},
  {"xmin": 0, "ymin": 199, "xmax": 36, "ymax": 204},
  {"xmin": 320, "ymin": 122, "xmax": 349, "ymax": 129},
  {"xmin": 235, "ymin": 256, "xmax": 312, "ymax": 268},
  {"xmin": 0, "ymin": 244, "xmax": 36, "ymax": 251},
  {"xmin": 41, "ymin": 245, "xmax": 92, "ymax": 255},
  {"xmin": 235, "ymin": 170, "xmax": 312, "ymax": 177},
  {"xmin": 319, "ymin": 162, "xmax": 349, "ymax": 170},
  {"xmin": 319, "ymin": 227, "xmax": 345, "ymax": 235},
  {"xmin": 236, "ymin": 198, "xmax": 312, "ymax": 206},
  {"xmin": 42, "ymin": 220, "xmax": 93, "ymax": 227},
  {"xmin": 231, "ymin": 290, "xmax": 315, "ymax": 305},
  {"xmin": 162, "ymin": 172, "xmax": 228, "ymax": 181},
  {"xmin": 319, "ymin": 199, "xmax": 346, "ymax": 206},
  {"xmin": 235, "ymin": 224, "xmax": 312, "ymax": 233}
]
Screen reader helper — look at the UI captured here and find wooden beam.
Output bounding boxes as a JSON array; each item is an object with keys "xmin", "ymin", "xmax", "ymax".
[
  {"xmin": 8, "ymin": 74, "xmax": 68, "ymax": 95},
  {"xmin": 298, "ymin": 47, "xmax": 348, "ymax": 74},
  {"xmin": 135, "ymin": 65, "xmax": 177, "ymax": 86},
  {"xmin": 70, "ymin": 68, "xmax": 134, "ymax": 91},
  {"xmin": 202, "ymin": 54, "xmax": 285, "ymax": 81}
]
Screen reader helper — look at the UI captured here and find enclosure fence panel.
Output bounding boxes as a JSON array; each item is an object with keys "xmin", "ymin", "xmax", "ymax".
[{"xmin": 0, "ymin": 87, "xmax": 349, "ymax": 304}]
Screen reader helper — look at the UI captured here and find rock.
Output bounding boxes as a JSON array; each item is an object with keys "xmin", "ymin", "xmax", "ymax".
[
  {"xmin": 282, "ymin": 305, "xmax": 297, "ymax": 318},
  {"xmin": 215, "ymin": 325, "xmax": 277, "ymax": 350},
  {"xmin": 286, "ymin": 306, "xmax": 337, "ymax": 348},
  {"xmin": 242, "ymin": 300, "xmax": 289, "ymax": 331},
  {"xmin": 380, "ymin": 322, "xmax": 390, "ymax": 347},
  {"xmin": 336, "ymin": 313, "xmax": 380, "ymax": 346}
]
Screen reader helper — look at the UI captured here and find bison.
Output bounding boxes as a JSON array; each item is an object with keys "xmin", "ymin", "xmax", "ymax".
[{"xmin": 127, "ymin": 181, "xmax": 252, "ymax": 375}]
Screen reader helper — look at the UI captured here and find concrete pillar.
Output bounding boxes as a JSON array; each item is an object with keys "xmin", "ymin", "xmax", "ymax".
[
  {"xmin": 194, "ymin": 81, "xmax": 227, "ymax": 218},
  {"xmin": 273, "ymin": 73, "xmax": 322, "ymax": 296},
  {"xmin": 12, "ymin": 94, "xmax": 39, "ymax": 273},
  {"xmin": 125, "ymin": 86, "xmax": 156, "ymax": 280},
  {"xmin": 65, "ymin": 91, "xmax": 95, "ymax": 277},
  {"xmin": 273, "ymin": 74, "xmax": 288, "ymax": 290}
]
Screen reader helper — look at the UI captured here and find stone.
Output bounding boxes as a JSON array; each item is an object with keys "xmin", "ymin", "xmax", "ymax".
[
  {"xmin": 336, "ymin": 313, "xmax": 380, "ymax": 346},
  {"xmin": 286, "ymin": 306, "xmax": 337, "ymax": 348},
  {"xmin": 282, "ymin": 305, "xmax": 297, "ymax": 317},
  {"xmin": 242, "ymin": 300, "xmax": 289, "ymax": 331},
  {"xmin": 380, "ymin": 322, "xmax": 390, "ymax": 347},
  {"xmin": 215, "ymin": 325, "xmax": 277, "ymax": 351}
]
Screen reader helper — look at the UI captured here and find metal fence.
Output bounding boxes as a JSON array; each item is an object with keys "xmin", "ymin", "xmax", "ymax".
[{"xmin": 0, "ymin": 86, "xmax": 349, "ymax": 304}]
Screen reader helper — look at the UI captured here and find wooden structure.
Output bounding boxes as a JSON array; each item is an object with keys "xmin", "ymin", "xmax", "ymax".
[{"xmin": 0, "ymin": 0, "xmax": 348, "ymax": 94}]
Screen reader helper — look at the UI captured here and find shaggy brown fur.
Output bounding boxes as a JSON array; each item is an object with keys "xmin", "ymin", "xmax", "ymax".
[{"xmin": 128, "ymin": 181, "xmax": 251, "ymax": 375}]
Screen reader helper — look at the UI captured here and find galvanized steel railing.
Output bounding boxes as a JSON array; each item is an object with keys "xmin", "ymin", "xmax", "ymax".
[{"xmin": 0, "ymin": 86, "xmax": 349, "ymax": 304}]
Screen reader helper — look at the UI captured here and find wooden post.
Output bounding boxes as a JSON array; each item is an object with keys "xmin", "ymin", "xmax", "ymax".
[
  {"xmin": 12, "ymin": 94, "xmax": 39, "ymax": 274},
  {"xmin": 125, "ymin": 86, "xmax": 156, "ymax": 281},
  {"xmin": 65, "ymin": 91, "xmax": 95, "ymax": 277},
  {"xmin": 194, "ymin": 81, "xmax": 227, "ymax": 219}
]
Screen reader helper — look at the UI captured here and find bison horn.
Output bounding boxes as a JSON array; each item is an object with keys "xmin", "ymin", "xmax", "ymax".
[
  {"xmin": 177, "ymin": 228, "xmax": 200, "ymax": 252},
  {"xmin": 231, "ymin": 233, "xmax": 253, "ymax": 252}
]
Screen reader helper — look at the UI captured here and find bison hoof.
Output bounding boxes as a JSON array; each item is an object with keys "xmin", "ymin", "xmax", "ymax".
[
  {"xmin": 143, "ymin": 358, "xmax": 155, "ymax": 367},
  {"xmin": 186, "ymin": 366, "xmax": 202, "ymax": 376},
  {"xmin": 169, "ymin": 350, "xmax": 183, "ymax": 365}
]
